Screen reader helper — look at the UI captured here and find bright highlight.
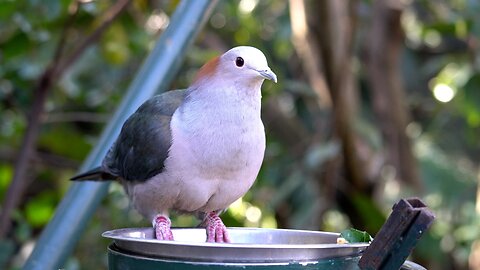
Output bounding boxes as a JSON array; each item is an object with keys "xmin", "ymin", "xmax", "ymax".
[
  {"xmin": 433, "ymin": 83, "xmax": 455, "ymax": 103},
  {"xmin": 239, "ymin": 0, "xmax": 258, "ymax": 14}
]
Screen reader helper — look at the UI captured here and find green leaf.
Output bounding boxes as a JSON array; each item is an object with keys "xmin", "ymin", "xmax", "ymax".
[
  {"xmin": 425, "ymin": 22, "xmax": 456, "ymax": 35},
  {"xmin": 101, "ymin": 22, "xmax": 130, "ymax": 65},
  {"xmin": 0, "ymin": 32, "xmax": 32, "ymax": 60},
  {"xmin": 351, "ymin": 192, "xmax": 386, "ymax": 233},
  {"xmin": 38, "ymin": 126, "xmax": 92, "ymax": 160},
  {"xmin": 340, "ymin": 228, "xmax": 373, "ymax": 243},
  {"xmin": 25, "ymin": 191, "xmax": 57, "ymax": 227},
  {"xmin": 0, "ymin": 164, "xmax": 13, "ymax": 195},
  {"xmin": 462, "ymin": 73, "xmax": 480, "ymax": 127},
  {"xmin": 0, "ymin": 164, "xmax": 14, "ymax": 206},
  {"xmin": 0, "ymin": 1, "xmax": 18, "ymax": 20}
]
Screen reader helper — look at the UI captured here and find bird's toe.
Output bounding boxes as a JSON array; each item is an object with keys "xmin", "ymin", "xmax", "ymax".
[
  {"xmin": 205, "ymin": 212, "xmax": 230, "ymax": 243},
  {"xmin": 154, "ymin": 215, "xmax": 174, "ymax": 241}
]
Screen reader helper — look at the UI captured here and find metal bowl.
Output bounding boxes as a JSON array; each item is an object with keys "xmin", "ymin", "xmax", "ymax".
[{"xmin": 102, "ymin": 227, "xmax": 369, "ymax": 263}]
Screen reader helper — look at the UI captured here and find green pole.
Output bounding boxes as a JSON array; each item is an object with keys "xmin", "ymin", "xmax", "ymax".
[{"xmin": 23, "ymin": 1, "xmax": 217, "ymax": 269}]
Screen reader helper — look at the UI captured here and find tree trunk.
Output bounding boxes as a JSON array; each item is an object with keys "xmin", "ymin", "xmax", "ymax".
[
  {"xmin": 290, "ymin": 0, "xmax": 377, "ymax": 230},
  {"xmin": 366, "ymin": 0, "xmax": 422, "ymax": 190}
]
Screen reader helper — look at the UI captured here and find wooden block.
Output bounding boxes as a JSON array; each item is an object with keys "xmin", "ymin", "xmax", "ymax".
[{"xmin": 358, "ymin": 198, "xmax": 435, "ymax": 270}]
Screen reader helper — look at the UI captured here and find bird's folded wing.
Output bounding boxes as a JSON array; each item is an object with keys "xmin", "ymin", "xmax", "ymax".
[{"xmin": 103, "ymin": 90, "xmax": 187, "ymax": 182}]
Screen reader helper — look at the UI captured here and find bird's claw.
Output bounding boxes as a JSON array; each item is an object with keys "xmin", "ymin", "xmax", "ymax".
[
  {"xmin": 205, "ymin": 212, "xmax": 230, "ymax": 243},
  {"xmin": 154, "ymin": 215, "xmax": 174, "ymax": 240}
]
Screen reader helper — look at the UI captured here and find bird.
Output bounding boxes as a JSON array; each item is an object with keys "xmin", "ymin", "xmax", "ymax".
[{"xmin": 71, "ymin": 46, "xmax": 277, "ymax": 243}]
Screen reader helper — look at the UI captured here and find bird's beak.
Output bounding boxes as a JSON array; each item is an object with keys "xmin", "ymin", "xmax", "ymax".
[{"xmin": 257, "ymin": 68, "xmax": 277, "ymax": 83}]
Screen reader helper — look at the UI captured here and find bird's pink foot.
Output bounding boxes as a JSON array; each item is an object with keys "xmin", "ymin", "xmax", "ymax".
[
  {"xmin": 205, "ymin": 212, "xmax": 230, "ymax": 243},
  {"xmin": 154, "ymin": 215, "xmax": 174, "ymax": 240}
]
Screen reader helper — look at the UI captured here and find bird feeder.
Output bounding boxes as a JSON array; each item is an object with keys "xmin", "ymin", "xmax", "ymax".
[{"xmin": 103, "ymin": 198, "xmax": 434, "ymax": 270}]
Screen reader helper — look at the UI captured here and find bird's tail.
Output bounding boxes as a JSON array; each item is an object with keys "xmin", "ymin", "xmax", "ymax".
[{"xmin": 70, "ymin": 166, "xmax": 117, "ymax": 181}]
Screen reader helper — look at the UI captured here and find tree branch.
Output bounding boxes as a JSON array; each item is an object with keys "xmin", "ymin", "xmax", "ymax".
[
  {"xmin": 0, "ymin": 147, "xmax": 79, "ymax": 170},
  {"xmin": 289, "ymin": 0, "xmax": 332, "ymax": 108},
  {"xmin": 0, "ymin": 0, "xmax": 131, "ymax": 238},
  {"xmin": 289, "ymin": 0, "xmax": 383, "ymax": 231},
  {"xmin": 44, "ymin": 111, "xmax": 110, "ymax": 123},
  {"xmin": 53, "ymin": 0, "xmax": 131, "ymax": 79}
]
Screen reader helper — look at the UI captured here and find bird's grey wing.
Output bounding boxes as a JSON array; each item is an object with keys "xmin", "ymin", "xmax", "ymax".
[{"xmin": 102, "ymin": 90, "xmax": 187, "ymax": 182}]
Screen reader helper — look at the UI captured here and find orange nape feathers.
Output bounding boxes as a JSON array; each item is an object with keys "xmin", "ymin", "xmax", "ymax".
[{"xmin": 193, "ymin": 56, "xmax": 219, "ymax": 84}]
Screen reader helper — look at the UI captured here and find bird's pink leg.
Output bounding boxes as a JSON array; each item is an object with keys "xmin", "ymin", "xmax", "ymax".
[
  {"xmin": 205, "ymin": 212, "xmax": 230, "ymax": 243},
  {"xmin": 154, "ymin": 215, "xmax": 174, "ymax": 240}
]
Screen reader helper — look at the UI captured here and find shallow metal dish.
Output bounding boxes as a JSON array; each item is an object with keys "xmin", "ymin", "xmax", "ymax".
[{"xmin": 102, "ymin": 227, "xmax": 369, "ymax": 263}]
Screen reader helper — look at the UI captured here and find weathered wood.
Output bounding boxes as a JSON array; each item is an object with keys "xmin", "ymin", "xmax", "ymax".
[{"xmin": 359, "ymin": 198, "xmax": 435, "ymax": 270}]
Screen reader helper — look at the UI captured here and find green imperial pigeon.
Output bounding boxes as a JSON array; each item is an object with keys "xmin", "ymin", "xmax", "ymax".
[{"xmin": 71, "ymin": 46, "xmax": 277, "ymax": 243}]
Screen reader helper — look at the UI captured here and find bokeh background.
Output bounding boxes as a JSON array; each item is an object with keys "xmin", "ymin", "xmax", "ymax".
[{"xmin": 0, "ymin": 0, "xmax": 479, "ymax": 269}]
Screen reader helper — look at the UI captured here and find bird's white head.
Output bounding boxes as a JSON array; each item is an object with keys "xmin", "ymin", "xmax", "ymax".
[{"xmin": 193, "ymin": 46, "xmax": 277, "ymax": 88}]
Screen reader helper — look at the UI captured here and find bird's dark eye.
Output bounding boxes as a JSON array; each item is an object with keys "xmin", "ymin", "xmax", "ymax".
[{"xmin": 235, "ymin": 57, "xmax": 244, "ymax": 67}]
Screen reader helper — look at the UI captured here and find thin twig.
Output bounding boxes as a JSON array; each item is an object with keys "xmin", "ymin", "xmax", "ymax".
[
  {"xmin": 53, "ymin": 0, "xmax": 131, "ymax": 79},
  {"xmin": 0, "ymin": 147, "xmax": 79, "ymax": 170},
  {"xmin": 44, "ymin": 111, "xmax": 110, "ymax": 123}
]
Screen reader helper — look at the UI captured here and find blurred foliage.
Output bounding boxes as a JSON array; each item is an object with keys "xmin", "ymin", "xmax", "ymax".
[{"xmin": 0, "ymin": 0, "xmax": 479, "ymax": 270}]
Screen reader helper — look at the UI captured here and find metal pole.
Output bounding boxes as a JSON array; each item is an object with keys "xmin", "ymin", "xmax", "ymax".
[{"xmin": 24, "ymin": 1, "xmax": 217, "ymax": 269}]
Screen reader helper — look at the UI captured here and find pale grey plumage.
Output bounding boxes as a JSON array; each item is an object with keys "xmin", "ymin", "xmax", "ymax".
[{"xmin": 72, "ymin": 46, "xmax": 276, "ymax": 242}]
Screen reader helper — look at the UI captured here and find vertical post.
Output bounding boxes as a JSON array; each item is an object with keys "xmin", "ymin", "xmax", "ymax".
[{"xmin": 23, "ymin": 1, "xmax": 217, "ymax": 269}]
